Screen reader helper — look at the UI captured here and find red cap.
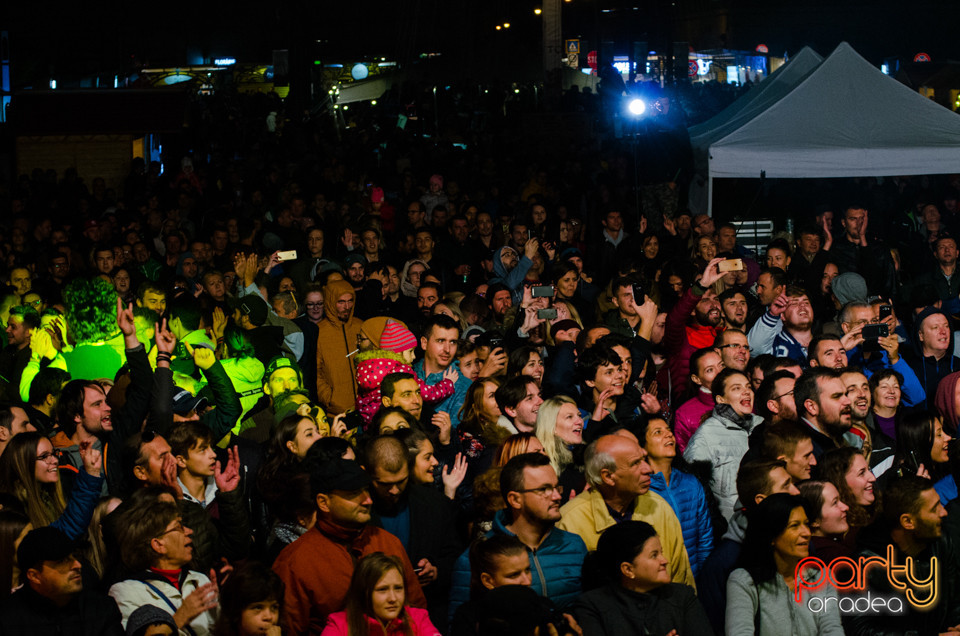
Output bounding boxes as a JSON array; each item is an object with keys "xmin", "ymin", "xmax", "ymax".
[{"xmin": 371, "ymin": 187, "xmax": 385, "ymax": 203}]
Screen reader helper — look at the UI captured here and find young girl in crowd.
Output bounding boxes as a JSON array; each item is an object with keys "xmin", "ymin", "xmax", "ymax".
[
  {"xmin": 321, "ymin": 552, "xmax": 441, "ymax": 636},
  {"xmin": 213, "ymin": 561, "xmax": 284, "ymax": 636},
  {"xmin": 798, "ymin": 480, "xmax": 852, "ymax": 561}
]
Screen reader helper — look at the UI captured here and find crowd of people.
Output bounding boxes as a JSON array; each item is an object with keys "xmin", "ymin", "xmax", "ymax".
[{"xmin": 3, "ymin": 84, "xmax": 960, "ymax": 636}]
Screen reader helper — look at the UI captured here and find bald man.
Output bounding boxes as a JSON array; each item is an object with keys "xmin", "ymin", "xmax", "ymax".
[{"xmin": 557, "ymin": 434, "xmax": 694, "ymax": 587}]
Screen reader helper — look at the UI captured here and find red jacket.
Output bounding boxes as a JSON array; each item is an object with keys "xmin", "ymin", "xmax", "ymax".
[
  {"xmin": 273, "ymin": 519, "xmax": 427, "ymax": 635},
  {"xmin": 660, "ymin": 287, "xmax": 718, "ymax": 400},
  {"xmin": 320, "ymin": 607, "xmax": 440, "ymax": 636}
]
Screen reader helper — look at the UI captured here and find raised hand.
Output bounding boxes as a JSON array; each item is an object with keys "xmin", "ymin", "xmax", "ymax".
[
  {"xmin": 592, "ymin": 387, "xmax": 617, "ymax": 422},
  {"xmin": 769, "ymin": 293, "xmax": 790, "ymax": 318},
  {"xmin": 116, "ymin": 297, "xmax": 136, "ymax": 337},
  {"xmin": 185, "ymin": 343, "xmax": 216, "ymax": 371},
  {"xmin": 155, "ymin": 318, "xmax": 177, "ymax": 355},
  {"xmin": 431, "ymin": 411, "xmax": 453, "ymax": 445},
  {"xmin": 214, "ymin": 445, "xmax": 241, "ymax": 493},
  {"xmin": 79, "ymin": 439, "xmax": 103, "ymax": 477},
  {"xmin": 442, "ymin": 453, "xmax": 468, "ymax": 499},
  {"xmin": 331, "ymin": 413, "xmax": 348, "ymax": 438},
  {"xmin": 663, "ymin": 216, "xmax": 676, "ymax": 235},
  {"xmin": 30, "ymin": 327, "xmax": 54, "ymax": 361},
  {"xmin": 524, "ymin": 237, "xmax": 540, "ymax": 260},
  {"xmin": 478, "ymin": 347, "xmax": 507, "ymax": 378},
  {"xmin": 211, "ymin": 307, "xmax": 227, "ymax": 339},
  {"xmin": 160, "ymin": 453, "xmax": 184, "ymax": 499},
  {"xmin": 699, "ymin": 257, "xmax": 726, "ymax": 288},
  {"xmin": 174, "ymin": 581, "xmax": 218, "ymax": 628}
]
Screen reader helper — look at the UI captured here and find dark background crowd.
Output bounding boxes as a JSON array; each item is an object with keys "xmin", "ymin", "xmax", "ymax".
[{"xmin": 1, "ymin": 80, "xmax": 960, "ymax": 636}]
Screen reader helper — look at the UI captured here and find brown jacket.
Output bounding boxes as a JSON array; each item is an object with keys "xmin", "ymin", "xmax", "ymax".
[
  {"xmin": 273, "ymin": 518, "xmax": 427, "ymax": 635},
  {"xmin": 316, "ymin": 279, "xmax": 363, "ymax": 413}
]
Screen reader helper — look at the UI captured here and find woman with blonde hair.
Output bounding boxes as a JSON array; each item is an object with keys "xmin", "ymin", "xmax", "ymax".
[
  {"xmin": 534, "ymin": 395, "xmax": 585, "ymax": 501},
  {"xmin": 431, "ymin": 299, "xmax": 467, "ymax": 331}
]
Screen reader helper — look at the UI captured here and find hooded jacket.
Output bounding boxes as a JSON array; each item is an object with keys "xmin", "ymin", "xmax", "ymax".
[
  {"xmin": 935, "ymin": 370, "xmax": 960, "ymax": 433},
  {"xmin": 355, "ymin": 349, "xmax": 453, "ymax": 424},
  {"xmin": 316, "ymin": 280, "xmax": 364, "ymax": 413},
  {"xmin": 491, "ymin": 246, "xmax": 532, "ymax": 301},
  {"xmin": 906, "ymin": 306, "xmax": 960, "ymax": 410}
]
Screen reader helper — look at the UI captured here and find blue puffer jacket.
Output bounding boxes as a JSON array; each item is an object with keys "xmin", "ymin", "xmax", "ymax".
[
  {"xmin": 649, "ymin": 468, "xmax": 714, "ymax": 576},
  {"xmin": 447, "ymin": 509, "xmax": 587, "ymax": 623}
]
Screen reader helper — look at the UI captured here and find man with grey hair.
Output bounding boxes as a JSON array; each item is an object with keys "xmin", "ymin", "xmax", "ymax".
[{"xmin": 557, "ymin": 433, "xmax": 694, "ymax": 586}]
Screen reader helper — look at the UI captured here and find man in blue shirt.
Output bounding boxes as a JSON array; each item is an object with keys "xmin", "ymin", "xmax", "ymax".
[{"xmin": 412, "ymin": 315, "xmax": 472, "ymax": 427}]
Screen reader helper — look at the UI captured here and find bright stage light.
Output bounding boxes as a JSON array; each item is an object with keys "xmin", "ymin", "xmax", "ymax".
[{"xmin": 628, "ymin": 98, "xmax": 645, "ymax": 116}]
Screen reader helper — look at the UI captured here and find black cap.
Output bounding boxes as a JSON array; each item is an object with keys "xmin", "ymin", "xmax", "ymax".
[
  {"xmin": 309, "ymin": 457, "xmax": 371, "ymax": 494},
  {"xmin": 17, "ymin": 526, "xmax": 75, "ymax": 572},
  {"xmin": 235, "ymin": 294, "xmax": 269, "ymax": 327},
  {"xmin": 172, "ymin": 389, "xmax": 207, "ymax": 415}
]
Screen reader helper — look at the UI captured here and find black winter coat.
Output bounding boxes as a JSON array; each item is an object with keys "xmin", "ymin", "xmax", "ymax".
[
  {"xmin": 571, "ymin": 582, "xmax": 711, "ymax": 636},
  {"xmin": 0, "ymin": 585, "xmax": 124, "ymax": 636}
]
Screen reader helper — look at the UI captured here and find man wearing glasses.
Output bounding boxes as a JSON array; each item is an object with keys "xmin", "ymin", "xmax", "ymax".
[
  {"xmin": 109, "ymin": 501, "xmax": 219, "ymax": 633},
  {"xmin": 448, "ymin": 452, "xmax": 587, "ymax": 621},
  {"xmin": 558, "ymin": 435, "xmax": 693, "ymax": 586},
  {"xmin": 713, "ymin": 328, "xmax": 751, "ymax": 372}
]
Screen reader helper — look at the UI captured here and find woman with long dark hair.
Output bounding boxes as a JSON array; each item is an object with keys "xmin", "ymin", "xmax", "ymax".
[
  {"xmin": 638, "ymin": 417, "xmax": 713, "ymax": 576},
  {"xmin": 894, "ymin": 411, "xmax": 957, "ymax": 505},
  {"xmin": 726, "ymin": 493, "xmax": 843, "ymax": 635},
  {"xmin": 798, "ymin": 480, "xmax": 851, "ymax": 562},
  {"xmin": 321, "ymin": 552, "xmax": 440, "ymax": 636},
  {"xmin": 0, "ymin": 432, "xmax": 103, "ymax": 540},
  {"xmin": 819, "ymin": 447, "xmax": 878, "ymax": 548}
]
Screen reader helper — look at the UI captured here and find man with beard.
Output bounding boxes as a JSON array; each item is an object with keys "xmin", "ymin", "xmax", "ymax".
[
  {"xmin": 794, "ymin": 367, "xmax": 859, "ymax": 462},
  {"xmin": 755, "ymin": 370, "xmax": 799, "ymax": 425},
  {"xmin": 718, "ymin": 289, "xmax": 749, "ymax": 330},
  {"xmin": 748, "ymin": 287, "xmax": 814, "ymax": 364},
  {"xmin": 714, "ymin": 328, "xmax": 751, "ymax": 372},
  {"xmin": 846, "ymin": 476, "xmax": 960, "ymax": 636},
  {"xmin": 449, "ymin": 453, "xmax": 588, "ymax": 620},
  {"xmin": 413, "ymin": 315, "xmax": 472, "ymax": 426},
  {"xmin": 365, "ymin": 436, "xmax": 461, "ymax": 630},
  {"xmin": 273, "ymin": 458, "xmax": 427, "ymax": 633},
  {"xmin": 842, "ymin": 368, "xmax": 895, "ymax": 474},
  {"xmin": 316, "ymin": 279, "xmax": 363, "ymax": 414},
  {"xmin": 662, "ymin": 258, "xmax": 725, "ymax": 396},
  {"xmin": 808, "ymin": 335, "xmax": 847, "ymax": 369}
]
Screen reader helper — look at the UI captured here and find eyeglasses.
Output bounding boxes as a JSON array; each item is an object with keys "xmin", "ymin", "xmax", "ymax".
[
  {"xmin": 518, "ymin": 484, "xmax": 564, "ymax": 498},
  {"xmin": 158, "ymin": 519, "xmax": 185, "ymax": 537},
  {"xmin": 305, "ymin": 302, "xmax": 323, "ymax": 308},
  {"xmin": 36, "ymin": 451, "xmax": 58, "ymax": 463},
  {"xmin": 771, "ymin": 389, "xmax": 795, "ymax": 401},
  {"xmin": 717, "ymin": 343, "xmax": 749, "ymax": 351}
]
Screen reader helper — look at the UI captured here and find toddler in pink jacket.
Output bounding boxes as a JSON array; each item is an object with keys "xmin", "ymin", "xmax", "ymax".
[{"xmin": 355, "ymin": 319, "xmax": 456, "ymax": 425}]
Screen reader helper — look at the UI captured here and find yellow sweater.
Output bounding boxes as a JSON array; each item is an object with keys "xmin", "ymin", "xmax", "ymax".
[{"xmin": 557, "ymin": 489, "xmax": 695, "ymax": 588}]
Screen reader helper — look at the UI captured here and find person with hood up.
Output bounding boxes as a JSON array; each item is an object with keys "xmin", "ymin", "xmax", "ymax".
[
  {"xmin": 354, "ymin": 317, "xmax": 457, "ymax": 425},
  {"xmin": 317, "ymin": 279, "xmax": 364, "ymax": 414},
  {"xmin": 175, "ymin": 251, "xmax": 202, "ymax": 292},
  {"xmin": 906, "ymin": 306, "xmax": 960, "ymax": 410},
  {"xmin": 935, "ymin": 370, "xmax": 960, "ymax": 436},
  {"xmin": 492, "ymin": 239, "xmax": 538, "ymax": 303}
]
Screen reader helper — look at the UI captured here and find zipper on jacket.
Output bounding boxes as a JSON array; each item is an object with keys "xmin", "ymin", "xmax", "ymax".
[
  {"xmin": 341, "ymin": 325, "xmax": 358, "ymax": 392},
  {"xmin": 530, "ymin": 549, "xmax": 548, "ymax": 596}
]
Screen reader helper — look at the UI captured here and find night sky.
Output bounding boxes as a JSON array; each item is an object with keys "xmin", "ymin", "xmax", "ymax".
[{"xmin": 5, "ymin": 0, "xmax": 960, "ymax": 86}]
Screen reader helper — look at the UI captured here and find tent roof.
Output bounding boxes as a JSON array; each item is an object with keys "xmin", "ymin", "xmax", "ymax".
[
  {"xmin": 708, "ymin": 42, "xmax": 960, "ymax": 179},
  {"xmin": 689, "ymin": 46, "xmax": 823, "ymax": 147}
]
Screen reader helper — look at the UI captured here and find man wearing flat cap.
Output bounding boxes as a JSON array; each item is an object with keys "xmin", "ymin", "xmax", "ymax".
[{"xmin": 272, "ymin": 457, "xmax": 426, "ymax": 634}]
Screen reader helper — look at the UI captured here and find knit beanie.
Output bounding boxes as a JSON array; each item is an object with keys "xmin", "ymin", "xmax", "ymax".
[
  {"xmin": 831, "ymin": 272, "xmax": 868, "ymax": 306},
  {"xmin": 380, "ymin": 320, "xmax": 418, "ymax": 352}
]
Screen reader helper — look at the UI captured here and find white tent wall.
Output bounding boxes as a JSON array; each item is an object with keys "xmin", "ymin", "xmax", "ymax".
[{"xmin": 693, "ymin": 42, "xmax": 960, "ymax": 215}]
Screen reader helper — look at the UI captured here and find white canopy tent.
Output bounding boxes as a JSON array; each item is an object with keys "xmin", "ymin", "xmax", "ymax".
[{"xmin": 692, "ymin": 42, "xmax": 960, "ymax": 214}]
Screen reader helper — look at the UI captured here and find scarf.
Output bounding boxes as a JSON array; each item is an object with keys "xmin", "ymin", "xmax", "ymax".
[{"xmin": 714, "ymin": 403, "xmax": 753, "ymax": 431}]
